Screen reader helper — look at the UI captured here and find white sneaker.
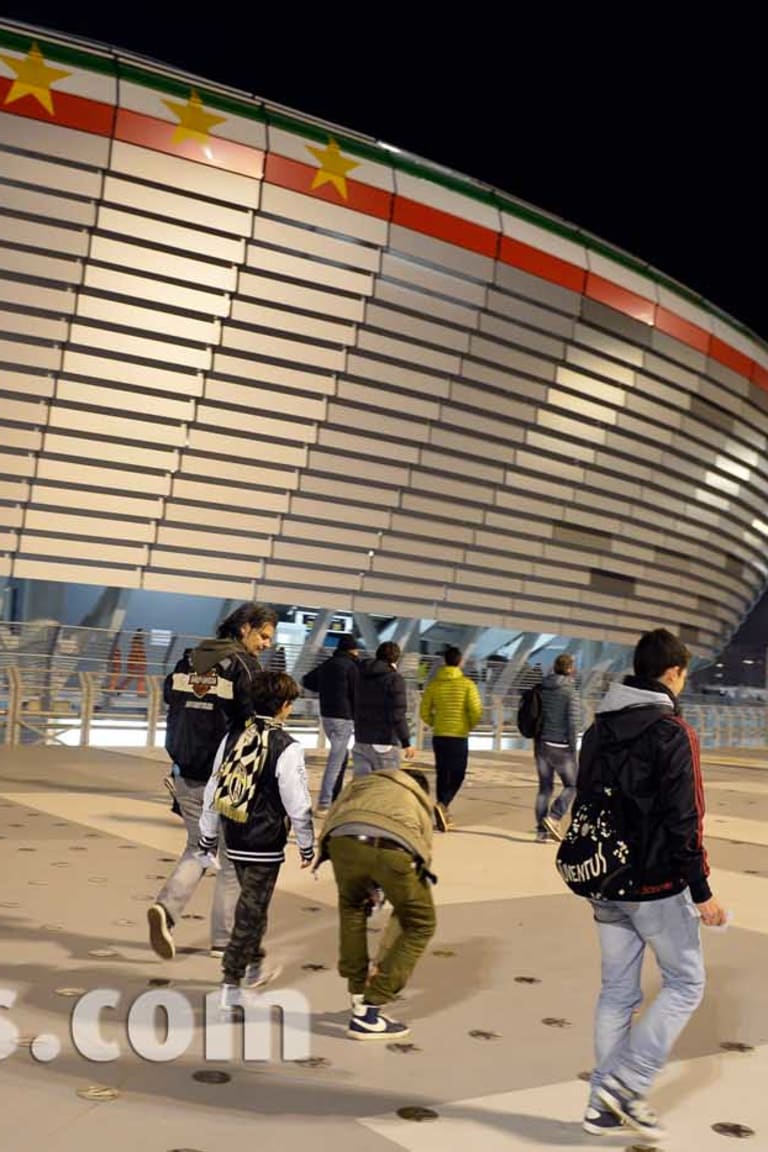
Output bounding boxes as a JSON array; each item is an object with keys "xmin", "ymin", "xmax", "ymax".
[
  {"xmin": 219, "ymin": 983, "xmax": 241, "ymax": 1012},
  {"xmin": 243, "ymin": 963, "xmax": 282, "ymax": 989}
]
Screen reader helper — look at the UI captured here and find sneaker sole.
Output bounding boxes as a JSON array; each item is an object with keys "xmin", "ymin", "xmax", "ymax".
[
  {"xmin": 147, "ymin": 906, "xmax": 175, "ymax": 960},
  {"xmin": 434, "ymin": 806, "xmax": 448, "ymax": 833},
  {"xmin": 542, "ymin": 817, "xmax": 563, "ymax": 841},
  {"xmin": 346, "ymin": 1026, "xmax": 411, "ymax": 1041},
  {"xmin": 582, "ymin": 1117, "xmax": 625, "ymax": 1136},
  {"xmin": 243, "ymin": 965, "xmax": 282, "ymax": 990},
  {"xmin": 596, "ymin": 1087, "xmax": 665, "ymax": 1141}
]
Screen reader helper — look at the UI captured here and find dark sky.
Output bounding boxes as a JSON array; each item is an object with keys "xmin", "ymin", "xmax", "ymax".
[{"xmin": 3, "ymin": 7, "xmax": 765, "ymax": 341}]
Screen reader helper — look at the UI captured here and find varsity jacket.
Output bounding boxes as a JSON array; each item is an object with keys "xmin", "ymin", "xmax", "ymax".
[
  {"xmin": 301, "ymin": 650, "xmax": 358, "ymax": 719},
  {"xmin": 576, "ymin": 677, "xmax": 711, "ymax": 903},
  {"xmin": 354, "ymin": 659, "xmax": 411, "ymax": 747},
  {"xmin": 419, "ymin": 665, "xmax": 483, "ymax": 737},
  {"xmin": 163, "ymin": 642, "xmax": 261, "ymax": 781},
  {"xmin": 199, "ymin": 718, "xmax": 314, "ymax": 865}
]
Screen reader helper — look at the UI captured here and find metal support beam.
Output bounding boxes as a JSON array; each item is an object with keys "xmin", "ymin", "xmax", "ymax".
[{"xmin": 352, "ymin": 612, "xmax": 380, "ymax": 655}]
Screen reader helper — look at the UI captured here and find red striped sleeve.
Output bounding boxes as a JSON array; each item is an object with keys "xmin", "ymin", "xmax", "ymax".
[{"xmin": 671, "ymin": 714, "xmax": 710, "ymax": 877}]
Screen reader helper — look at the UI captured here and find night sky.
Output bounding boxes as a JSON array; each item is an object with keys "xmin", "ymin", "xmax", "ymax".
[{"xmin": 2, "ymin": 8, "xmax": 765, "ymax": 342}]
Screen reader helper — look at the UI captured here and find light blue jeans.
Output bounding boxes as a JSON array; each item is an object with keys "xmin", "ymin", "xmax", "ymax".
[
  {"xmin": 352, "ymin": 742, "xmax": 402, "ymax": 775},
  {"xmin": 156, "ymin": 774, "xmax": 240, "ymax": 950},
  {"xmin": 590, "ymin": 890, "xmax": 705, "ymax": 1104},
  {"xmin": 318, "ymin": 716, "xmax": 354, "ymax": 807}
]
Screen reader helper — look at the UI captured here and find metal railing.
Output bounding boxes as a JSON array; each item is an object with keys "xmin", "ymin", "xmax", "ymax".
[{"xmin": 0, "ymin": 620, "xmax": 766, "ymax": 751}]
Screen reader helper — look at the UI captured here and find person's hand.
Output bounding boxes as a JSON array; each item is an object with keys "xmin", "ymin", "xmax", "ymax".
[
  {"xmin": 403, "ymin": 746, "xmax": 417, "ymax": 761},
  {"xmin": 299, "ymin": 857, "xmax": 313, "ymax": 869},
  {"xmin": 696, "ymin": 897, "xmax": 728, "ymax": 927}
]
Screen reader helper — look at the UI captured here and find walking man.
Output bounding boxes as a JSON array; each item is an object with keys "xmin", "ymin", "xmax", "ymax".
[
  {"xmin": 352, "ymin": 641, "xmax": 416, "ymax": 774},
  {"xmin": 419, "ymin": 646, "xmax": 482, "ymax": 830},
  {"xmin": 534, "ymin": 653, "xmax": 579, "ymax": 842},
  {"xmin": 147, "ymin": 602, "xmax": 277, "ymax": 961},
  {"xmin": 301, "ymin": 634, "xmax": 360, "ymax": 816},
  {"xmin": 315, "ymin": 768, "xmax": 436, "ymax": 1040},
  {"xmin": 578, "ymin": 628, "xmax": 726, "ymax": 1140}
]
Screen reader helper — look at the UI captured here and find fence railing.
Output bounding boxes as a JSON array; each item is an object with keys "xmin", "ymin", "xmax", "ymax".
[{"xmin": 1, "ymin": 661, "xmax": 766, "ymax": 752}]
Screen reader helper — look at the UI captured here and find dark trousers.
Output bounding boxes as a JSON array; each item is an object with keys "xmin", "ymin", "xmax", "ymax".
[
  {"xmin": 222, "ymin": 860, "xmax": 281, "ymax": 984},
  {"xmin": 329, "ymin": 836, "xmax": 436, "ymax": 1005},
  {"xmin": 432, "ymin": 735, "xmax": 469, "ymax": 808}
]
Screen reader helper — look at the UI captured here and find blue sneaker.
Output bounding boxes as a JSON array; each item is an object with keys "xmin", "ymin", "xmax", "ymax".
[
  {"xmin": 597, "ymin": 1076, "xmax": 666, "ymax": 1141},
  {"xmin": 582, "ymin": 1104, "xmax": 624, "ymax": 1135},
  {"xmin": 346, "ymin": 1004, "xmax": 410, "ymax": 1041}
]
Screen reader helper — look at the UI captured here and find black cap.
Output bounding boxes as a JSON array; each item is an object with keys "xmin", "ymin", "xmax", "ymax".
[{"xmin": 336, "ymin": 634, "xmax": 359, "ymax": 652}]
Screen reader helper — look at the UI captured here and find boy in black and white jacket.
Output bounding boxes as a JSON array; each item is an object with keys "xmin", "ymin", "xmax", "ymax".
[{"xmin": 199, "ymin": 672, "xmax": 314, "ymax": 1007}]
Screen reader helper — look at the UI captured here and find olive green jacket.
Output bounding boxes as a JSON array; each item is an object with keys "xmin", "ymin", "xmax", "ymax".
[{"xmin": 316, "ymin": 769, "xmax": 434, "ymax": 868}]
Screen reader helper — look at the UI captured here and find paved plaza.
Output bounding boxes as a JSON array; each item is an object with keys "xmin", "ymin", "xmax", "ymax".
[{"xmin": 0, "ymin": 742, "xmax": 766, "ymax": 1151}]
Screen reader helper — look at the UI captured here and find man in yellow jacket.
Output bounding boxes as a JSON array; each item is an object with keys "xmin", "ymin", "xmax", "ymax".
[{"xmin": 419, "ymin": 647, "xmax": 483, "ymax": 830}]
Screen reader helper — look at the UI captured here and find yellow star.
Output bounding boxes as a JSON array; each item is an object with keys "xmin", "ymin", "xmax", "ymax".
[
  {"xmin": 307, "ymin": 137, "xmax": 359, "ymax": 200},
  {"xmin": 1, "ymin": 42, "xmax": 70, "ymax": 115},
  {"xmin": 162, "ymin": 89, "xmax": 226, "ymax": 147}
]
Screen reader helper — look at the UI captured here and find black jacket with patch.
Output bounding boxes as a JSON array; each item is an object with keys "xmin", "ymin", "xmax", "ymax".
[{"xmin": 163, "ymin": 645, "xmax": 261, "ymax": 781}]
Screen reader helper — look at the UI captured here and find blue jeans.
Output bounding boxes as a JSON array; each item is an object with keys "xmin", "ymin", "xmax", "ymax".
[
  {"xmin": 590, "ymin": 890, "xmax": 705, "ymax": 1104},
  {"xmin": 534, "ymin": 742, "xmax": 576, "ymax": 828},
  {"xmin": 352, "ymin": 742, "xmax": 401, "ymax": 775},
  {"xmin": 155, "ymin": 774, "xmax": 240, "ymax": 950},
  {"xmin": 318, "ymin": 716, "xmax": 354, "ymax": 807}
]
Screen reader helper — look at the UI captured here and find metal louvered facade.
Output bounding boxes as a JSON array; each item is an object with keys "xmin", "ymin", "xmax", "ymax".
[{"xmin": 1, "ymin": 22, "xmax": 768, "ymax": 657}]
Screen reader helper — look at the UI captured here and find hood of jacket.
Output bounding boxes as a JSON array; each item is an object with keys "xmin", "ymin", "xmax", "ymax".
[
  {"xmin": 593, "ymin": 676, "xmax": 677, "ymax": 748},
  {"xmin": 432, "ymin": 665, "xmax": 463, "ymax": 683},
  {"xmin": 541, "ymin": 672, "xmax": 570, "ymax": 690},
  {"xmin": 360, "ymin": 658, "xmax": 395, "ymax": 682},
  {"xmin": 191, "ymin": 637, "xmax": 250, "ymax": 675}
]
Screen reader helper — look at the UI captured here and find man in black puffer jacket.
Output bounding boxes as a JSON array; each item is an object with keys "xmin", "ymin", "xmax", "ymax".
[
  {"xmin": 577, "ymin": 628, "xmax": 726, "ymax": 1143},
  {"xmin": 302, "ymin": 634, "xmax": 361, "ymax": 814},
  {"xmin": 352, "ymin": 642, "xmax": 416, "ymax": 774}
]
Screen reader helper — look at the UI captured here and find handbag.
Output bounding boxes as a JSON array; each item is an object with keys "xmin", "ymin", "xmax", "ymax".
[{"xmin": 555, "ymin": 748, "xmax": 636, "ymax": 901}]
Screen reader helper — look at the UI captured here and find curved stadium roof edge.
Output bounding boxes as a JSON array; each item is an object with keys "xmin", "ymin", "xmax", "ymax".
[
  {"xmin": 1, "ymin": 18, "xmax": 767, "ymax": 657},
  {"xmin": 1, "ymin": 18, "xmax": 765, "ymax": 359}
]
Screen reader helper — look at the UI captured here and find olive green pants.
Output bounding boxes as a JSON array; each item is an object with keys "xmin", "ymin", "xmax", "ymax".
[{"xmin": 328, "ymin": 835, "xmax": 436, "ymax": 1005}]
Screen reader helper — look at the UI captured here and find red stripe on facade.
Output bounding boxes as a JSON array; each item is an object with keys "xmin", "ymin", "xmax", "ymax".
[
  {"xmin": 0, "ymin": 75, "xmax": 765, "ymax": 396},
  {"xmin": 585, "ymin": 273, "xmax": 656, "ymax": 326},
  {"xmin": 393, "ymin": 196, "xmax": 498, "ymax": 258},
  {"xmin": 498, "ymin": 236, "xmax": 586, "ymax": 294},
  {"xmin": 0, "ymin": 76, "xmax": 114, "ymax": 135},
  {"xmin": 750, "ymin": 362, "xmax": 768, "ymax": 392},
  {"xmin": 115, "ymin": 108, "xmax": 264, "ymax": 180},
  {"xmin": 264, "ymin": 153, "xmax": 392, "ymax": 220},
  {"xmin": 655, "ymin": 306, "xmax": 710, "ymax": 353},
  {"xmin": 708, "ymin": 335, "xmax": 754, "ymax": 380}
]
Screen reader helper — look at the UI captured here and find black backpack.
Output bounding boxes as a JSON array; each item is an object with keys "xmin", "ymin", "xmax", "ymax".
[
  {"xmin": 555, "ymin": 745, "xmax": 637, "ymax": 901},
  {"xmin": 517, "ymin": 684, "xmax": 543, "ymax": 739}
]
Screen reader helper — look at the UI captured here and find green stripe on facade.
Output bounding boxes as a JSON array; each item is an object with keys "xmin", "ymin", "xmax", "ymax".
[
  {"xmin": 0, "ymin": 26, "xmax": 114, "ymax": 75},
  {"xmin": 117, "ymin": 63, "xmax": 267, "ymax": 121},
  {"xmin": 0, "ymin": 20, "xmax": 763, "ymax": 350}
]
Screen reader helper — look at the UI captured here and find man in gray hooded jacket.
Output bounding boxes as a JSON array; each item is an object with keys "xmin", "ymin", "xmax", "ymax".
[{"xmin": 534, "ymin": 653, "xmax": 579, "ymax": 842}]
